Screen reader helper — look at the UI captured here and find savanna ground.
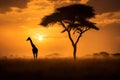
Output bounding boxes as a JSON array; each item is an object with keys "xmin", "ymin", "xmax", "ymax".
[{"xmin": 0, "ymin": 57, "xmax": 120, "ymax": 80}]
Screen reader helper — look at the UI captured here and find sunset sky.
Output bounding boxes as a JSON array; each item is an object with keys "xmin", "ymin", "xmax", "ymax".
[{"xmin": 0, "ymin": 0, "xmax": 120, "ymax": 58}]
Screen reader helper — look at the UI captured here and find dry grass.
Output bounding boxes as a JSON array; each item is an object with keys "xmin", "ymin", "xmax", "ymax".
[{"xmin": 0, "ymin": 57, "xmax": 120, "ymax": 80}]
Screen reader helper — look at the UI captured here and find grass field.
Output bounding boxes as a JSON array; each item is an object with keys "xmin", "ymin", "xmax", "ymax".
[{"xmin": 0, "ymin": 57, "xmax": 120, "ymax": 80}]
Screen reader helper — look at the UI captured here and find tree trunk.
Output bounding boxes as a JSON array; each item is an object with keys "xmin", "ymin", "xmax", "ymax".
[{"xmin": 73, "ymin": 44, "xmax": 77, "ymax": 60}]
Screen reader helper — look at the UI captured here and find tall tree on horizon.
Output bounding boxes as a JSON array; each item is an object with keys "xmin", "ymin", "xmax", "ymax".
[{"xmin": 40, "ymin": 4, "xmax": 99, "ymax": 60}]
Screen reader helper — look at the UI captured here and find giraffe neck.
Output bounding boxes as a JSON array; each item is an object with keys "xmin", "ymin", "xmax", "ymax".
[{"xmin": 29, "ymin": 39, "xmax": 35, "ymax": 47}]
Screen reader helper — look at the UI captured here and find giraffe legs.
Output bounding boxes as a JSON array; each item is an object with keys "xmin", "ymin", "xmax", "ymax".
[
  {"xmin": 33, "ymin": 53, "xmax": 35, "ymax": 59},
  {"xmin": 33, "ymin": 53, "xmax": 38, "ymax": 59},
  {"xmin": 32, "ymin": 49, "xmax": 38, "ymax": 59},
  {"xmin": 35, "ymin": 52, "xmax": 38, "ymax": 59}
]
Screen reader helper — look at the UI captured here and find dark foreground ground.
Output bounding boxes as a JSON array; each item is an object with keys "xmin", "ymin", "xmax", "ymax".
[{"xmin": 0, "ymin": 57, "xmax": 120, "ymax": 80}]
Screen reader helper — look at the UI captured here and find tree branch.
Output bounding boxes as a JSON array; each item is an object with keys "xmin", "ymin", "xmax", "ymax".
[
  {"xmin": 82, "ymin": 27, "xmax": 90, "ymax": 33},
  {"xmin": 75, "ymin": 27, "xmax": 90, "ymax": 45},
  {"xmin": 75, "ymin": 33, "xmax": 82, "ymax": 45},
  {"xmin": 59, "ymin": 21, "xmax": 68, "ymax": 33},
  {"xmin": 68, "ymin": 31, "xmax": 75, "ymax": 46},
  {"xmin": 59, "ymin": 20, "xmax": 75, "ymax": 46}
]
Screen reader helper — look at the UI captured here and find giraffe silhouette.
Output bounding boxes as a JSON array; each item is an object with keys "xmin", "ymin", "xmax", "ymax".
[{"xmin": 26, "ymin": 37, "xmax": 38, "ymax": 59}]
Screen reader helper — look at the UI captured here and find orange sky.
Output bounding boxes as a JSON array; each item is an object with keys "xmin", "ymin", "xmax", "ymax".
[{"xmin": 0, "ymin": 0, "xmax": 120, "ymax": 59}]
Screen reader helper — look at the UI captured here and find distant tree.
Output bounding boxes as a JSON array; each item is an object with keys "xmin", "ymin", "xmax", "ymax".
[
  {"xmin": 93, "ymin": 53, "xmax": 99, "ymax": 56},
  {"xmin": 112, "ymin": 53, "xmax": 120, "ymax": 57},
  {"xmin": 99, "ymin": 52, "xmax": 109, "ymax": 57},
  {"xmin": 40, "ymin": 4, "xmax": 99, "ymax": 60}
]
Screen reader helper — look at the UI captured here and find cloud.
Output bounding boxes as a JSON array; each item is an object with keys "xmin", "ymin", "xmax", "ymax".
[
  {"xmin": 87, "ymin": 0, "xmax": 120, "ymax": 14},
  {"xmin": 91, "ymin": 12, "xmax": 120, "ymax": 27},
  {"xmin": 47, "ymin": 0, "xmax": 88, "ymax": 9},
  {"xmin": 0, "ymin": 0, "xmax": 30, "ymax": 13},
  {"xmin": 47, "ymin": 0, "xmax": 88, "ymax": 4}
]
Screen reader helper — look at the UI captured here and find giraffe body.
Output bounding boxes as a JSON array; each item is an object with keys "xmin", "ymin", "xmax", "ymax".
[{"xmin": 26, "ymin": 37, "xmax": 38, "ymax": 59}]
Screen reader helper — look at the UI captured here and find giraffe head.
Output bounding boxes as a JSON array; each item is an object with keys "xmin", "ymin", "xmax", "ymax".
[{"xmin": 26, "ymin": 37, "xmax": 31, "ymax": 41}]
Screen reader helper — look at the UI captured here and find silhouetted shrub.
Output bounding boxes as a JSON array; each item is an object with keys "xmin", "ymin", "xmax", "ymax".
[
  {"xmin": 93, "ymin": 52, "xmax": 109, "ymax": 57},
  {"xmin": 99, "ymin": 52, "xmax": 109, "ymax": 56},
  {"xmin": 112, "ymin": 53, "xmax": 120, "ymax": 57}
]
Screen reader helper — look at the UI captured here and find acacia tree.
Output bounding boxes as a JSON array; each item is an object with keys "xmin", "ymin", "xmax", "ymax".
[{"xmin": 40, "ymin": 4, "xmax": 99, "ymax": 60}]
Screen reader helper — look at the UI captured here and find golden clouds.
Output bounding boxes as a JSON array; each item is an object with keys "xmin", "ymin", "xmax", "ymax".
[
  {"xmin": 92, "ymin": 12, "xmax": 120, "ymax": 27},
  {"xmin": 80, "ymin": 0, "xmax": 89, "ymax": 4},
  {"xmin": 0, "ymin": 0, "xmax": 30, "ymax": 13},
  {"xmin": 47, "ymin": 0, "xmax": 88, "ymax": 9},
  {"xmin": 87, "ymin": 0, "xmax": 120, "ymax": 14}
]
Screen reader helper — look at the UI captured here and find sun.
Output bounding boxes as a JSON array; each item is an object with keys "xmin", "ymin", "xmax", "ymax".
[{"xmin": 38, "ymin": 35, "xmax": 43, "ymax": 41}]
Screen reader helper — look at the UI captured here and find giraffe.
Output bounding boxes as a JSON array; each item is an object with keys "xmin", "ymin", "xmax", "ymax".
[{"xmin": 26, "ymin": 37, "xmax": 38, "ymax": 59}]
